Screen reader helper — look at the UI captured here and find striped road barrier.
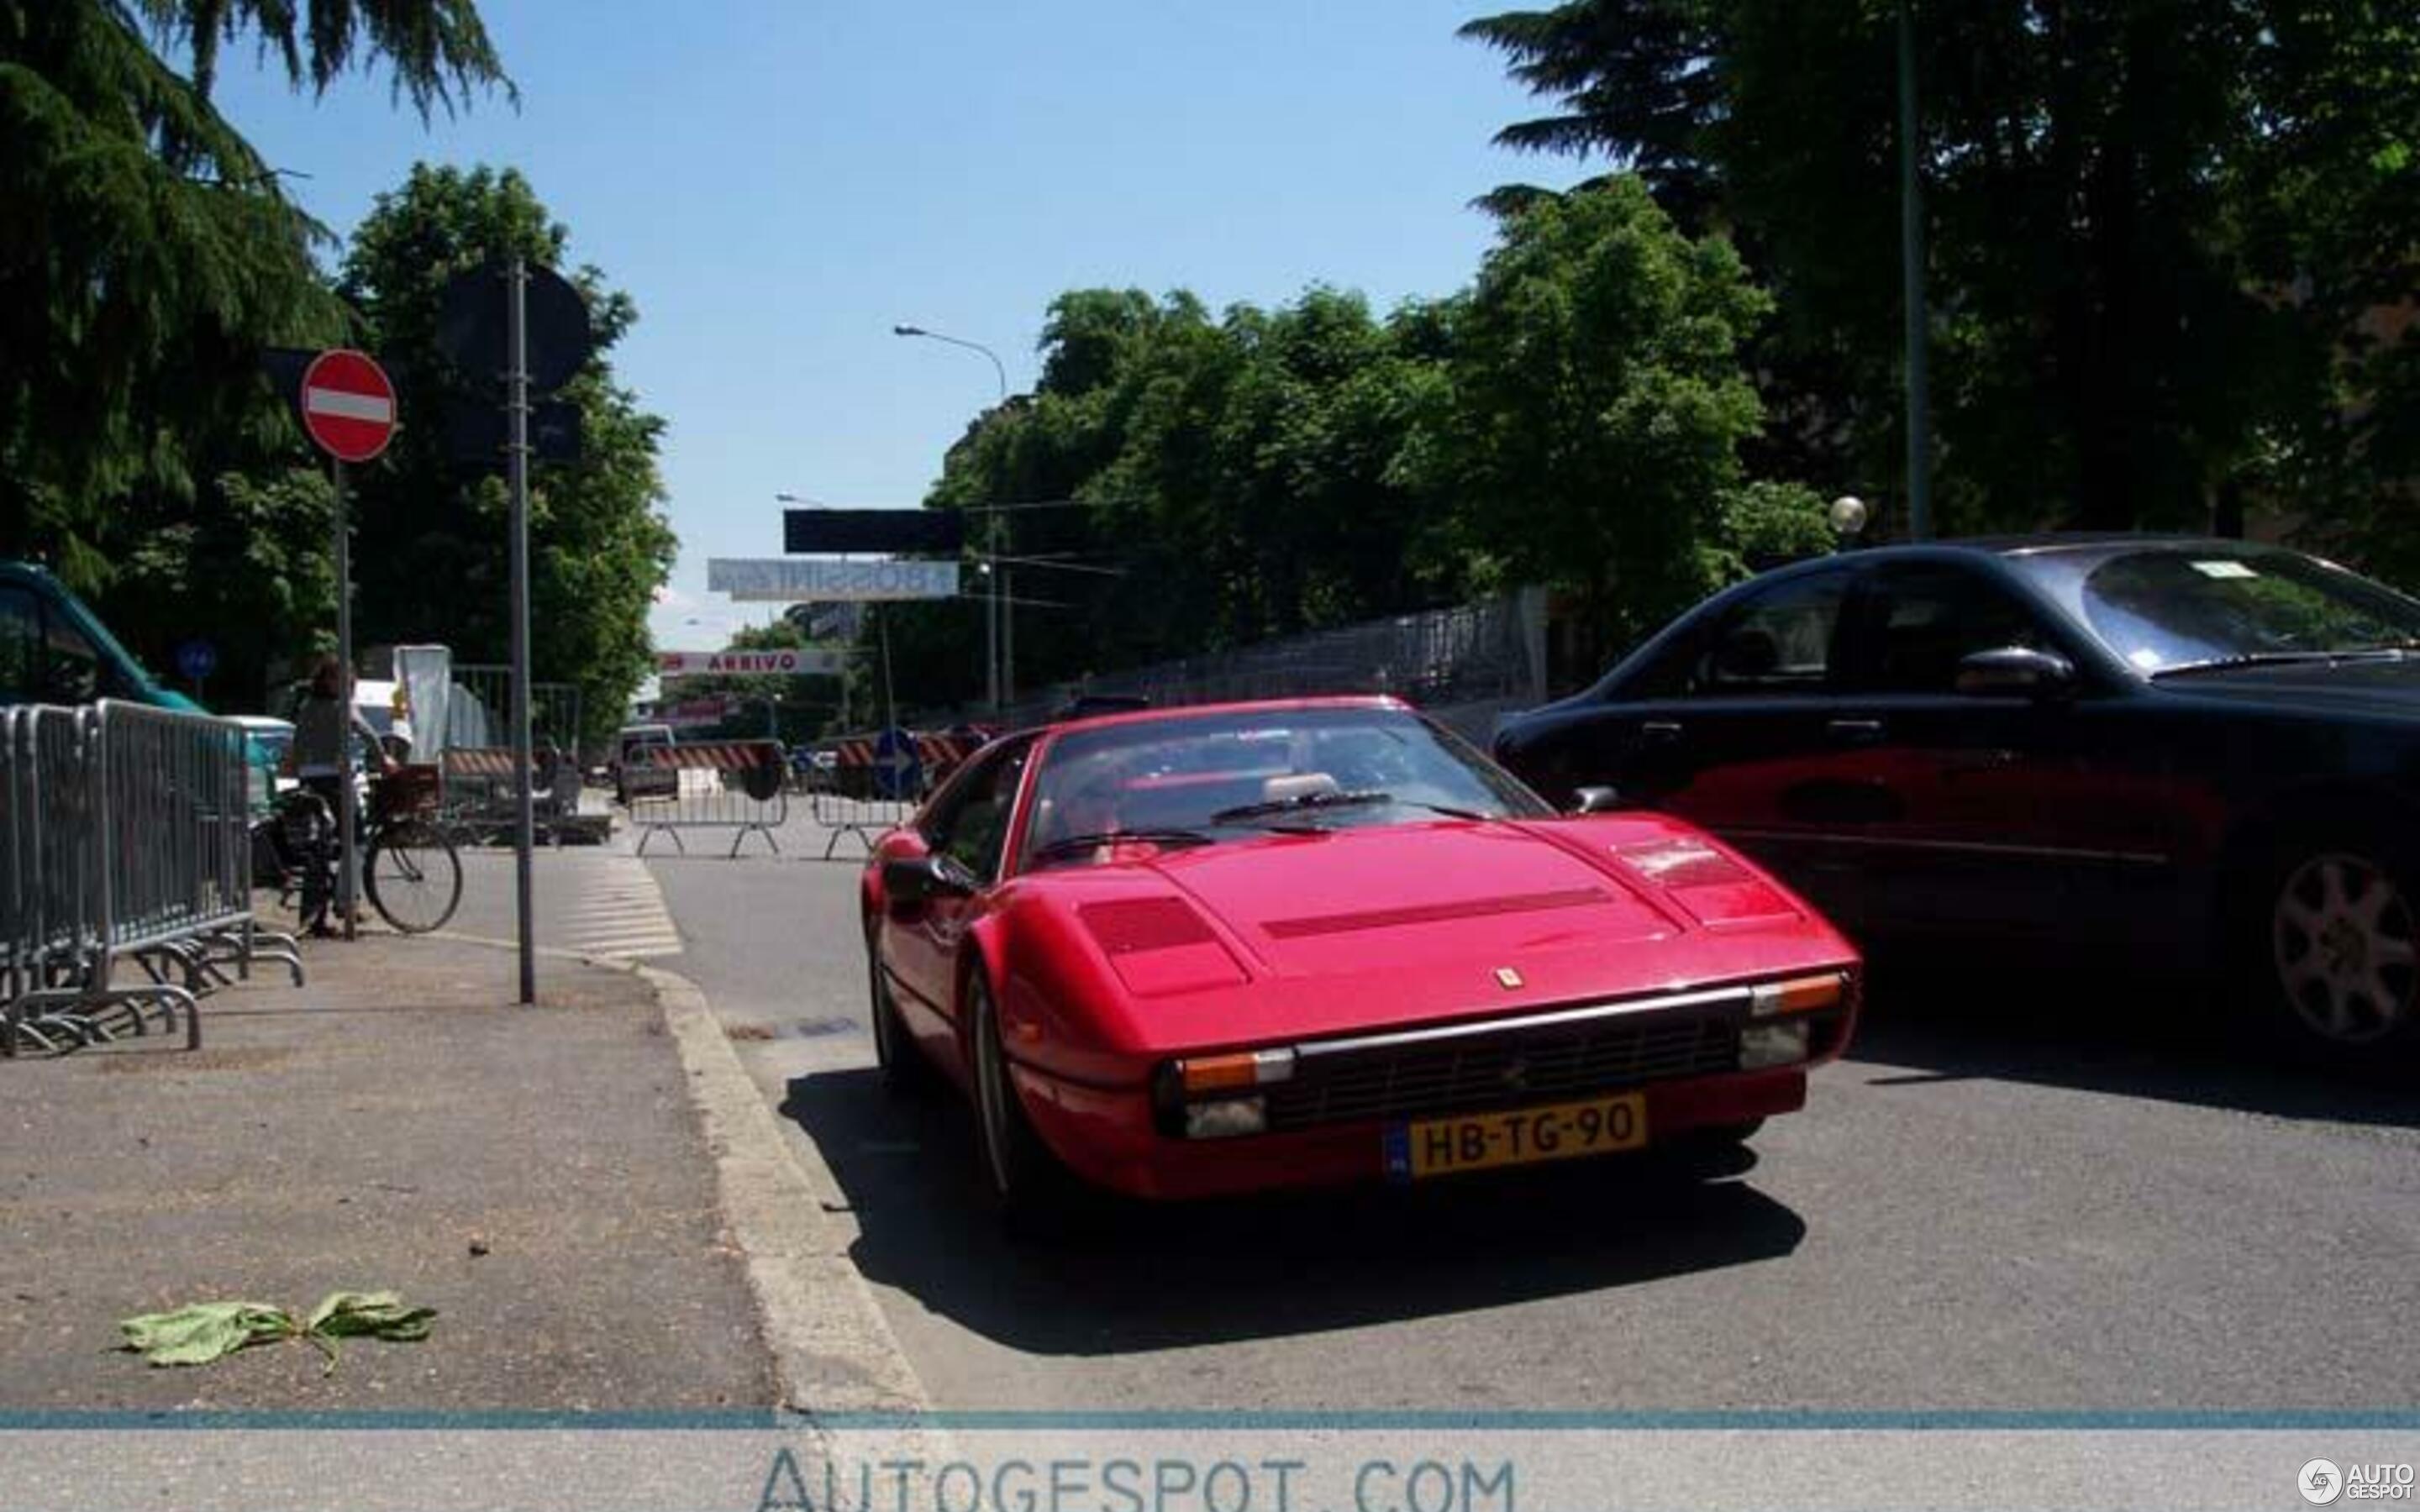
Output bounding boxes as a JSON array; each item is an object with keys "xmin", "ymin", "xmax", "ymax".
[{"xmin": 631, "ymin": 740, "xmax": 787, "ymax": 858}]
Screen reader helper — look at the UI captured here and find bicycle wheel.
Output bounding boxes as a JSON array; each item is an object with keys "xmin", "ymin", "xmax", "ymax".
[{"xmin": 364, "ymin": 822, "xmax": 463, "ymax": 934}]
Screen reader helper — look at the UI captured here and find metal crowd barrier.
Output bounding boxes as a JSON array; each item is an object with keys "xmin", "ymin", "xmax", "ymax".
[
  {"xmin": 629, "ymin": 740, "xmax": 788, "ymax": 858},
  {"xmin": 1, "ymin": 701, "xmax": 302, "ymax": 1057},
  {"xmin": 806, "ymin": 790, "xmax": 919, "ymax": 859},
  {"xmin": 437, "ymin": 747, "xmax": 596, "ymax": 844}
]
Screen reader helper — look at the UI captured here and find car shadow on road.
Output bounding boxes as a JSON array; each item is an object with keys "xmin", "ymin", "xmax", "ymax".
[
  {"xmin": 780, "ymin": 1069, "xmax": 1806, "ymax": 1356},
  {"xmin": 1848, "ymin": 953, "xmax": 2420, "ymax": 1128}
]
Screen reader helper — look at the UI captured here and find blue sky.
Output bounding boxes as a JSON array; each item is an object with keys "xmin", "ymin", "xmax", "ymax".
[{"xmin": 210, "ymin": 2, "xmax": 1585, "ymax": 650}]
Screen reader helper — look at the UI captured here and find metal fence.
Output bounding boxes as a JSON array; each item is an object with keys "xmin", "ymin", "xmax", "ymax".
[
  {"xmin": 627, "ymin": 741, "xmax": 789, "ymax": 858},
  {"xmin": 435, "ymin": 746, "xmax": 588, "ymax": 843},
  {"xmin": 442, "ymin": 664, "xmax": 583, "ymax": 758},
  {"xmin": 920, "ymin": 587, "xmax": 1551, "ymax": 744},
  {"xmin": 2, "ymin": 701, "xmax": 302, "ymax": 1056},
  {"xmin": 807, "ymin": 791, "xmax": 919, "ymax": 859}
]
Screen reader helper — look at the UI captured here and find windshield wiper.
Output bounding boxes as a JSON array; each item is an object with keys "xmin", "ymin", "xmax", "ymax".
[
  {"xmin": 1209, "ymin": 789, "xmax": 1397, "ymax": 826},
  {"xmin": 2151, "ymin": 648, "xmax": 2412, "ymax": 678},
  {"xmin": 1027, "ymin": 827, "xmax": 1212, "ymax": 864},
  {"xmin": 1207, "ymin": 790, "xmax": 1496, "ymax": 827}
]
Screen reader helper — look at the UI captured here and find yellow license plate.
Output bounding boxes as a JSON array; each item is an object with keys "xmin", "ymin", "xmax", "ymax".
[{"xmin": 1386, "ymin": 1093, "xmax": 1648, "ymax": 1180}]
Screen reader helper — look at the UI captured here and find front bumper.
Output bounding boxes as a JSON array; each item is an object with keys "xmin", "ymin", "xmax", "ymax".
[{"xmin": 1012, "ymin": 1062, "xmax": 1813, "ymax": 1201}]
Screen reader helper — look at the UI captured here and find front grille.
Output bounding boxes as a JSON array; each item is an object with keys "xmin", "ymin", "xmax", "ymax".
[{"xmin": 1263, "ymin": 1008, "xmax": 1739, "ymax": 1131}]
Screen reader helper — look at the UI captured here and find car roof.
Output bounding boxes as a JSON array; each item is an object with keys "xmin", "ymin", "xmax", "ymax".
[
  {"xmin": 1842, "ymin": 531, "xmax": 2279, "ymax": 563},
  {"xmin": 1023, "ymin": 694, "xmax": 1411, "ymax": 742}
]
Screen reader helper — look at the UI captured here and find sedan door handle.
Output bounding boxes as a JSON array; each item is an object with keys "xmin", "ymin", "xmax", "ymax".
[
  {"xmin": 1639, "ymin": 720, "xmax": 1685, "ymax": 743},
  {"xmin": 1942, "ymin": 748, "xmax": 2021, "ymax": 777},
  {"xmin": 1826, "ymin": 718, "xmax": 1886, "ymax": 745}
]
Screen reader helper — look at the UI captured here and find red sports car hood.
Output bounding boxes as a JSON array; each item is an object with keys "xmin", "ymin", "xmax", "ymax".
[{"xmin": 1002, "ymin": 815, "xmax": 1855, "ymax": 1058}]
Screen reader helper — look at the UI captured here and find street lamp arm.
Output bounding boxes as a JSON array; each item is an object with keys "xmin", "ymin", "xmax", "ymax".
[{"xmin": 892, "ymin": 323, "xmax": 1008, "ymax": 402}]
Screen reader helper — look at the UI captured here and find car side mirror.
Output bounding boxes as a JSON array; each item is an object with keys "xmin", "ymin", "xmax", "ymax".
[
  {"xmin": 1570, "ymin": 785, "xmax": 1625, "ymax": 815},
  {"xmin": 882, "ymin": 853, "xmax": 976, "ymax": 906},
  {"xmin": 1954, "ymin": 646, "xmax": 2075, "ymax": 700}
]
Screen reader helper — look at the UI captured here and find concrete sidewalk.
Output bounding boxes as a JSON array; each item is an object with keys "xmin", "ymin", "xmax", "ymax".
[{"xmin": 0, "ymin": 932, "xmax": 777, "ymax": 1410}]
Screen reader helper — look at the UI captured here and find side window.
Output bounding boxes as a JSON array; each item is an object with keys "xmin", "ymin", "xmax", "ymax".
[
  {"xmin": 920, "ymin": 736, "xmax": 1035, "ymax": 883},
  {"xmin": 41, "ymin": 609, "xmax": 102, "ymax": 703},
  {"xmin": 1674, "ymin": 572, "xmax": 1850, "ymax": 696},
  {"xmin": 0, "ymin": 589, "xmax": 36, "ymax": 701},
  {"xmin": 1857, "ymin": 564, "xmax": 2053, "ymax": 694}
]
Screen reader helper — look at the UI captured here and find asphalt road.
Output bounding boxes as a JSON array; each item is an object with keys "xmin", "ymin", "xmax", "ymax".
[{"xmin": 500, "ymin": 806, "xmax": 2420, "ymax": 1410}]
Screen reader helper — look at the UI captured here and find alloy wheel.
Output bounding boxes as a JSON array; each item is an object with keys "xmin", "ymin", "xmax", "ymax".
[{"xmin": 2271, "ymin": 851, "xmax": 2417, "ymax": 1045}]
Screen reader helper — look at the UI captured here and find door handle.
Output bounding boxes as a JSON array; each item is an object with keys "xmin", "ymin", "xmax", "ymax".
[
  {"xmin": 1639, "ymin": 720, "xmax": 1684, "ymax": 743},
  {"xmin": 1942, "ymin": 748, "xmax": 2021, "ymax": 777},
  {"xmin": 1826, "ymin": 718, "xmax": 1885, "ymax": 745}
]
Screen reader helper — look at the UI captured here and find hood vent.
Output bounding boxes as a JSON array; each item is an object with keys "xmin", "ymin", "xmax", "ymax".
[
  {"xmin": 1264, "ymin": 887, "xmax": 1610, "ymax": 940},
  {"xmin": 1081, "ymin": 897, "xmax": 1218, "ymax": 953}
]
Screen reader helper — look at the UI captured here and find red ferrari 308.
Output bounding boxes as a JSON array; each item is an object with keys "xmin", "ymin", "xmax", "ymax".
[{"xmin": 861, "ymin": 697, "xmax": 1860, "ymax": 1221}]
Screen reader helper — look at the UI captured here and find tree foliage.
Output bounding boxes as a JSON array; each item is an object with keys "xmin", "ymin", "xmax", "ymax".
[
  {"xmin": 881, "ymin": 179, "xmax": 1818, "ymax": 708},
  {"xmin": 1460, "ymin": 0, "xmax": 2420, "ymax": 553},
  {"xmin": 1404, "ymin": 179, "xmax": 1804, "ymax": 644},
  {"xmin": 0, "ymin": 0, "xmax": 507, "ymax": 586},
  {"xmin": 335, "ymin": 164, "xmax": 676, "ymax": 746}
]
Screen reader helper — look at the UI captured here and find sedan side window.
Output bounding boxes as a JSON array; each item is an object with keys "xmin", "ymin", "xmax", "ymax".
[
  {"xmin": 1678, "ymin": 572, "xmax": 1849, "ymax": 696},
  {"xmin": 921, "ymin": 738, "xmax": 1034, "ymax": 883},
  {"xmin": 1857, "ymin": 564, "xmax": 2053, "ymax": 694}
]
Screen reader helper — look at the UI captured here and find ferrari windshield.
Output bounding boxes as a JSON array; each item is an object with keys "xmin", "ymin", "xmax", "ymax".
[
  {"xmin": 2072, "ymin": 547, "xmax": 2420, "ymax": 673},
  {"xmin": 1023, "ymin": 705, "xmax": 1549, "ymax": 865}
]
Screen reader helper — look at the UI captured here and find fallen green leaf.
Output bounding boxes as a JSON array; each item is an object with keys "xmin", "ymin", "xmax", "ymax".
[
  {"xmin": 118, "ymin": 1303, "xmax": 296, "ymax": 1367},
  {"xmin": 308, "ymin": 1290, "xmax": 437, "ymax": 1341},
  {"xmin": 119, "ymin": 1292, "xmax": 436, "ymax": 1372}
]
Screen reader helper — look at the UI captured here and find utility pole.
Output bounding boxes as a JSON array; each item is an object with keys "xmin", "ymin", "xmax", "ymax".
[
  {"xmin": 507, "ymin": 257, "xmax": 536, "ymax": 1005},
  {"xmin": 1898, "ymin": 0, "xmax": 1933, "ymax": 541}
]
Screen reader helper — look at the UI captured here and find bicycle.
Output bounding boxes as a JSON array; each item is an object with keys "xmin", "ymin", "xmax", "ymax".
[{"xmin": 273, "ymin": 764, "xmax": 463, "ymax": 935}]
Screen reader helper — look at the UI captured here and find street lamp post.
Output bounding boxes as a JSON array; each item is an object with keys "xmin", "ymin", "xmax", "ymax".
[
  {"xmin": 1897, "ymin": 0, "xmax": 1933, "ymax": 541},
  {"xmin": 894, "ymin": 323, "xmax": 1013, "ymax": 711}
]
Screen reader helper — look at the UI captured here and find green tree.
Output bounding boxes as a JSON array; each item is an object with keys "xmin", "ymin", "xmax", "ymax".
[
  {"xmin": 1460, "ymin": 0, "xmax": 2419, "ymax": 551},
  {"xmin": 334, "ymin": 163, "xmax": 676, "ymax": 746},
  {"xmin": 103, "ymin": 465, "xmax": 339, "ymax": 708},
  {"xmin": 886, "ymin": 285, "xmax": 1470, "ymax": 712},
  {"xmin": 0, "ymin": 0, "xmax": 506, "ymax": 586},
  {"xmin": 1403, "ymin": 180, "xmax": 1797, "ymax": 648}
]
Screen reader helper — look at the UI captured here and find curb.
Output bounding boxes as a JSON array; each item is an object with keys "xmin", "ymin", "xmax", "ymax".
[
  {"xmin": 428, "ymin": 930, "xmax": 937, "ymax": 1427},
  {"xmin": 638, "ymin": 962, "xmax": 935, "ymax": 1418}
]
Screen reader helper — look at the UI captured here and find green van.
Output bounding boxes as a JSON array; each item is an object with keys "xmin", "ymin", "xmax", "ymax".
[{"xmin": 0, "ymin": 560, "xmax": 203, "ymax": 711}]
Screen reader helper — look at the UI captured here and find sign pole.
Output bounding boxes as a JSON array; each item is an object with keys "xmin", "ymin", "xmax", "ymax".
[
  {"xmin": 508, "ymin": 257, "xmax": 537, "ymax": 1005},
  {"xmin": 333, "ymin": 456, "xmax": 358, "ymax": 942}
]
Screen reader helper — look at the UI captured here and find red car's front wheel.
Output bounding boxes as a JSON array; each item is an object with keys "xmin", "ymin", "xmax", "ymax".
[
  {"xmin": 866, "ymin": 945, "xmax": 924, "ymax": 1094},
  {"xmin": 967, "ymin": 974, "xmax": 1080, "ymax": 1232}
]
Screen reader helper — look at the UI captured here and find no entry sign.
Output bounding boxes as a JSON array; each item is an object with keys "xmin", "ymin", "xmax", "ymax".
[{"xmin": 300, "ymin": 349, "xmax": 397, "ymax": 463}]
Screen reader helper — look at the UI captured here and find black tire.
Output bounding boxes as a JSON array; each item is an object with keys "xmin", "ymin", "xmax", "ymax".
[
  {"xmin": 866, "ymin": 940, "xmax": 926, "ymax": 1094},
  {"xmin": 1685, "ymin": 1117, "xmax": 1765, "ymax": 1149},
  {"xmin": 365, "ymin": 822, "xmax": 464, "ymax": 934},
  {"xmin": 965, "ymin": 973, "xmax": 1081, "ymax": 1235},
  {"xmin": 2237, "ymin": 832, "xmax": 2420, "ymax": 1057}
]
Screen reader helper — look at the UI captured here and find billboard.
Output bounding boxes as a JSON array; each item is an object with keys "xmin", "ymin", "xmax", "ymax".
[
  {"xmin": 783, "ymin": 508, "xmax": 965, "ymax": 555},
  {"xmin": 655, "ymin": 648, "xmax": 844, "ymax": 679},
  {"xmin": 708, "ymin": 558, "xmax": 961, "ymax": 601}
]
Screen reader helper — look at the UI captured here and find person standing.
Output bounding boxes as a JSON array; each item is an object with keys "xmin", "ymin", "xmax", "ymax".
[{"xmin": 282, "ymin": 655, "xmax": 395, "ymax": 935}]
